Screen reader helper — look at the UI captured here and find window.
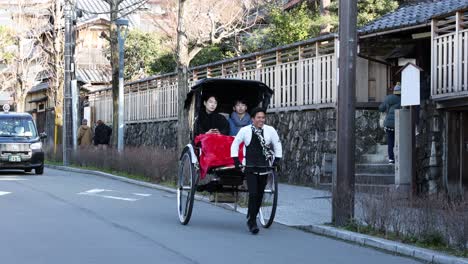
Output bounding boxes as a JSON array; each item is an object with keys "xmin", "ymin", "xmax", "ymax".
[{"xmin": 0, "ymin": 117, "xmax": 38, "ymax": 138}]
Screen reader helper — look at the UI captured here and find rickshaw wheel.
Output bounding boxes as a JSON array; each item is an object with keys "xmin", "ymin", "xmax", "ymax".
[
  {"xmin": 259, "ymin": 170, "xmax": 278, "ymax": 228},
  {"xmin": 177, "ymin": 150, "xmax": 197, "ymax": 225}
]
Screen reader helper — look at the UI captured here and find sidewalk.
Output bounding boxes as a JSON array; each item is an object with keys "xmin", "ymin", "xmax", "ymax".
[
  {"xmin": 46, "ymin": 164, "xmax": 467, "ymax": 264},
  {"xmin": 235, "ymin": 184, "xmax": 332, "ymax": 226}
]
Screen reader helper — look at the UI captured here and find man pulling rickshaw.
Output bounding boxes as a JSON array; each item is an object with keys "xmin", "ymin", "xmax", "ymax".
[
  {"xmin": 177, "ymin": 78, "xmax": 281, "ymax": 234},
  {"xmin": 231, "ymin": 107, "xmax": 282, "ymax": 234}
]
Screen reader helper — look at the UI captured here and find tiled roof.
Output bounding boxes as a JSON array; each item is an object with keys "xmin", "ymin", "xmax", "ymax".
[
  {"xmin": 76, "ymin": 67, "xmax": 112, "ymax": 84},
  {"xmin": 359, "ymin": 0, "xmax": 468, "ymax": 35},
  {"xmin": 77, "ymin": 0, "xmax": 149, "ymax": 26},
  {"xmin": 29, "ymin": 82, "xmax": 49, "ymax": 94}
]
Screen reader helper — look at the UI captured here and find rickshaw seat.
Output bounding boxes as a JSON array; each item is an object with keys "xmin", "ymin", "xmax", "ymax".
[{"xmin": 194, "ymin": 134, "xmax": 244, "ymax": 179}]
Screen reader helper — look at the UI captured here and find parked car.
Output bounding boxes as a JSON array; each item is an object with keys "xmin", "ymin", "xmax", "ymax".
[{"xmin": 0, "ymin": 104, "xmax": 45, "ymax": 174}]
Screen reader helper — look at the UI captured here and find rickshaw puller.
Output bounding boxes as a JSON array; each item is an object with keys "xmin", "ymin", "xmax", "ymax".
[{"xmin": 231, "ymin": 107, "xmax": 282, "ymax": 234}]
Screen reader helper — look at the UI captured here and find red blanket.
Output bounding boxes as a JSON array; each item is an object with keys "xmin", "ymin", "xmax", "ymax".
[{"xmin": 194, "ymin": 134, "xmax": 244, "ymax": 179}]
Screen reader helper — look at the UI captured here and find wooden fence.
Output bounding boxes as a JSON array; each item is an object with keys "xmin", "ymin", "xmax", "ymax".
[
  {"xmin": 89, "ymin": 34, "xmax": 383, "ymax": 124},
  {"xmin": 432, "ymin": 10, "xmax": 468, "ymax": 99}
]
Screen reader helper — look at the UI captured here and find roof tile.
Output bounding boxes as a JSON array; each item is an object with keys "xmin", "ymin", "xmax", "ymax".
[{"xmin": 359, "ymin": 0, "xmax": 468, "ymax": 34}]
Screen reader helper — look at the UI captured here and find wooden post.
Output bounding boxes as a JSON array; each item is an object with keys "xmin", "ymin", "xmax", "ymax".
[
  {"xmin": 297, "ymin": 46, "xmax": 304, "ymax": 106},
  {"xmin": 455, "ymin": 12, "xmax": 460, "ymax": 92},
  {"xmin": 333, "ymin": 0, "xmax": 357, "ymax": 227},
  {"xmin": 411, "ymin": 106, "xmax": 417, "ymax": 195},
  {"xmin": 314, "ymin": 42, "xmax": 321, "ymax": 104},
  {"xmin": 332, "ymin": 37, "xmax": 338, "ymax": 102},
  {"xmin": 431, "ymin": 19, "xmax": 436, "ymax": 97},
  {"xmin": 256, "ymin": 55, "xmax": 262, "ymax": 81},
  {"xmin": 274, "ymin": 51, "xmax": 281, "ymax": 108}
]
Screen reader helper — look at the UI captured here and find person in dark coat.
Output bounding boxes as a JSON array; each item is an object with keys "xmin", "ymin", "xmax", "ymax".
[
  {"xmin": 194, "ymin": 96, "xmax": 229, "ymax": 136},
  {"xmin": 379, "ymin": 83, "xmax": 401, "ymax": 164},
  {"xmin": 94, "ymin": 120, "xmax": 112, "ymax": 147}
]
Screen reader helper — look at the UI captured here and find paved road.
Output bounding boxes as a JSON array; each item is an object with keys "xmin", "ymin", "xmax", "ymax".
[{"xmin": 0, "ymin": 168, "xmax": 421, "ymax": 264}]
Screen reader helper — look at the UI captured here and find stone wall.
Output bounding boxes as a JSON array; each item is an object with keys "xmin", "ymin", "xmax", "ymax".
[
  {"xmin": 416, "ymin": 100, "xmax": 444, "ymax": 194},
  {"xmin": 124, "ymin": 109, "xmax": 385, "ymax": 187},
  {"xmin": 267, "ymin": 109, "xmax": 385, "ymax": 186},
  {"xmin": 125, "ymin": 120, "xmax": 177, "ymax": 149}
]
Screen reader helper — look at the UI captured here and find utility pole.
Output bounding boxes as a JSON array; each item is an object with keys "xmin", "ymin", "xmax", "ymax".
[
  {"xmin": 116, "ymin": 18, "xmax": 128, "ymax": 152},
  {"xmin": 71, "ymin": 4, "xmax": 80, "ymax": 151},
  {"xmin": 333, "ymin": 0, "xmax": 357, "ymax": 226},
  {"xmin": 63, "ymin": 0, "xmax": 74, "ymax": 165}
]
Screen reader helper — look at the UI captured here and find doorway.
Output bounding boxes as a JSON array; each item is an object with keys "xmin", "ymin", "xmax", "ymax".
[{"xmin": 446, "ymin": 111, "xmax": 468, "ymax": 194}]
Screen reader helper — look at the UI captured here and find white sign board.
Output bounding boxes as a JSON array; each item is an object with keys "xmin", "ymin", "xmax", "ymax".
[
  {"xmin": 401, "ymin": 64, "xmax": 421, "ymax": 106},
  {"xmin": 84, "ymin": 106, "xmax": 91, "ymax": 125}
]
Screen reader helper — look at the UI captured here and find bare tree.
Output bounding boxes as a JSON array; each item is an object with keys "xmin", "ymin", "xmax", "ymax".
[
  {"xmin": 39, "ymin": 0, "xmax": 65, "ymax": 148},
  {"xmin": 51, "ymin": 0, "xmax": 65, "ymax": 126},
  {"xmin": 0, "ymin": 25, "xmax": 16, "ymax": 93},
  {"xmin": 8, "ymin": 0, "xmax": 51, "ymax": 112},
  {"xmin": 175, "ymin": 0, "xmax": 263, "ymax": 153},
  {"xmin": 320, "ymin": 0, "xmax": 331, "ymax": 33},
  {"xmin": 0, "ymin": 69, "xmax": 15, "ymax": 93},
  {"xmin": 0, "ymin": 0, "xmax": 64, "ymax": 118},
  {"xmin": 91, "ymin": 0, "xmax": 148, "ymax": 147}
]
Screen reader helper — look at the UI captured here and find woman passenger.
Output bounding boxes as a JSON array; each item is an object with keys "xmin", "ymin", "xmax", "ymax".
[{"xmin": 194, "ymin": 95, "xmax": 230, "ymax": 136}]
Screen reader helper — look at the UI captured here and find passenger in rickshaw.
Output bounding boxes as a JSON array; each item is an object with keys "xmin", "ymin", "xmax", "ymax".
[
  {"xmin": 194, "ymin": 95, "xmax": 230, "ymax": 136},
  {"xmin": 228, "ymin": 99, "xmax": 252, "ymax": 136},
  {"xmin": 193, "ymin": 95, "xmax": 237, "ymax": 180},
  {"xmin": 231, "ymin": 107, "xmax": 283, "ymax": 234}
]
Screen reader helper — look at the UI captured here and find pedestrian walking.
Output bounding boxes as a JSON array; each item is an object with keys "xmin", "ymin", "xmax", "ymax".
[
  {"xmin": 228, "ymin": 99, "xmax": 252, "ymax": 136},
  {"xmin": 94, "ymin": 120, "xmax": 112, "ymax": 149},
  {"xmin": 230, "ymin": 107, "xmax": 282, "ymax": 234},
  {"xmin": 379, "ymin": 83, "xmax": 401, "ymax": 164},
  {"xmin": 77, "ymin": 119, "xmax": 93, "ymax": 146}
]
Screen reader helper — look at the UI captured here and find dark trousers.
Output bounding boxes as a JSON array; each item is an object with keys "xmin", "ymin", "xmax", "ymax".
[
  {"xmin": 246, "ymin": 172, "xmax": 268, "ymax": 224},
  {"xmin": 385, "ymin": 127, "xmax": 395, "ymax": 161}
]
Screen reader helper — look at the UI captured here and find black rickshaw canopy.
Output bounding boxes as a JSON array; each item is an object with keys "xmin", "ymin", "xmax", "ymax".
[{"xmin": 184, "ymin": 78, "xmax": 274, "ymax": 114}]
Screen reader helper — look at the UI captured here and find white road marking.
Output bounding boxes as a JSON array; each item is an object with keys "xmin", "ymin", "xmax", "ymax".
[
  {"xmin": 96, "ymin": 195, "xmax": 138, "ymax": 202},
  {"xmin": 0, "ymin": 191, "xmax": 11, "ymax": 196},
  {"xmin": 133, "ymin": 193, "xmax": 152, "ymax": 197},
  {"xmin": 78, "ymin": 189, "xmax": 150, "ymax": 202},
  {"xmin": 0, "ymin": 177, "xmax": 27, "ymax": 181},
  {"xmin": 79, "ymin": 189, "xmax": 111, "ymax": 194}
]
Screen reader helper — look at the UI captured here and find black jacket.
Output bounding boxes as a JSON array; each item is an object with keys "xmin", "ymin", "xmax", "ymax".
[
  {"xmin": 194, "ymin": 111, "xmax": 230, "ymax": 136},
  {"xmin": 94, "ymin": 124, "xmax": 112, "ymax": 145}
]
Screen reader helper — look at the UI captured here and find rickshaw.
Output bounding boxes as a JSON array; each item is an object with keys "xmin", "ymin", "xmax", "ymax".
[{"xmin": 177, "ymin": 78, "xmax": 278, "ymax": 228}]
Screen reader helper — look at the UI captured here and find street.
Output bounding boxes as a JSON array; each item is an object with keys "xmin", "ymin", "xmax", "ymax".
[{"xmin": 0, "ymin": 168, "xmax": 421, "ymax": 264}]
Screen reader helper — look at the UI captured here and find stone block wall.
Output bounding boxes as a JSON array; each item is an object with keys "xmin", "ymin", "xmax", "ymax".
[
  {"xmin": 125, "ymin": 121, "xmax": 177, "ymax": 149},
  {"xmin": 267, "ymin": 109, "xmax": 384, "ymax": 186},
  {"xmin": 416, "ymin": 100, "xmax": 444, "ymax": 194},
  {"xmin": 124, "ymin": 109, "xmax": 385, "ymax": 187}
]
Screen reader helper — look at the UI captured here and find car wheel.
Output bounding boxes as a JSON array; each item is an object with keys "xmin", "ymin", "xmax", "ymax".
[
  {"xmin": 24, "ymin": 169, "xmax": 32, "ymax": 173},
  {"xmin": 35, "ymin": 166, "xmax": 44, "ymax": 175}
]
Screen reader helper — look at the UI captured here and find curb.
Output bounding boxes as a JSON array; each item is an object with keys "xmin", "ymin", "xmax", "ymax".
[
  {"xmin": 46, "ymin": 165, "xmax": 468, "ymax": 264},
  {"xmin": 300, "ymin": 225, "xmax": 468, "ymax": 264}
]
